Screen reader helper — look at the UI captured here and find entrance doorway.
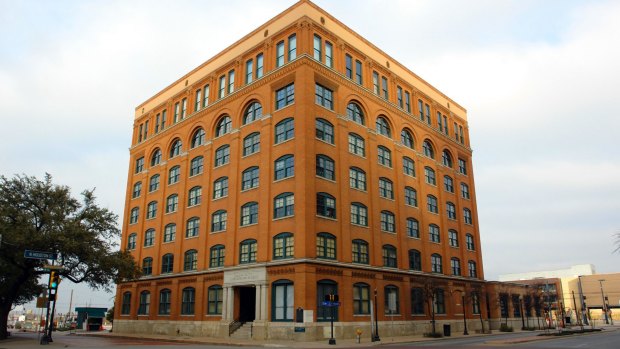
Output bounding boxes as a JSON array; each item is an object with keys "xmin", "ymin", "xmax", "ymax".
[{"xmin": 237, "ymin": 286, "xmax": 256, "ymax": 322}]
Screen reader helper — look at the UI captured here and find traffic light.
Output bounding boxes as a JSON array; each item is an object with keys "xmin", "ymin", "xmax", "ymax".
[{"xmin": 49, "ymin": 271, "xmax": 61, "ymax": 290}]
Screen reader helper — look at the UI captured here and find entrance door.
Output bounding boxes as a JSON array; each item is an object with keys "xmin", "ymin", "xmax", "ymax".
[{"xmin": 238, "ymin": 286, "xmax": 256, "ymax": 322}]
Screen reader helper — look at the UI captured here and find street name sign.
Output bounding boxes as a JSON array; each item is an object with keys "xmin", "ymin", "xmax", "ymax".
[
  {"xmin": 24, "ymin": 250, "xmax": 57, "ymax": 260},
  {"xmin": 321, "ymin": 301, "xmax": 341, "ymax": 307}
]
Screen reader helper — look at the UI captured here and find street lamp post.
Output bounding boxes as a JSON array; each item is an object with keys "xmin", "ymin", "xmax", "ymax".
[
  {"xmin": 372, "ymin": 288, "xmax": 380, "ymax": 342},
  {"xmin": 462, "ymin": 295, "xmax": 469, "ymax": 335},
  {"xmin": 519, "ymin": 296, "xmax": 526, "ymax": 330},
  {"xmin": 598, "ymin": 279, "xmax": 609, "ymax": 325}
]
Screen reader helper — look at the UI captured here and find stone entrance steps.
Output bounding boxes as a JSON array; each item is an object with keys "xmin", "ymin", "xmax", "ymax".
[{"xmin": 230, "ymin": 321, "xmax": 253, "ymax": 339}]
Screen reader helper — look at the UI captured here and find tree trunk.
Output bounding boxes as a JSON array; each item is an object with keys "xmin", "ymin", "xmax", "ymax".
[{"xmin": 0, "ymin": 302, "xmax": 11, "ymax": 340}]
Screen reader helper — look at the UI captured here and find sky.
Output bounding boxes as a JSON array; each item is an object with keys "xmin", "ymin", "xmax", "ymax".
[{"xmin": 1, "ymin": 0, "xmax": 619, "ymax": 312}]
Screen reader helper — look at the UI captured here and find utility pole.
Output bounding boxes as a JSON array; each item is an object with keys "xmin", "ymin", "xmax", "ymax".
[
  {"xmin": 572, "ymin": 291, "xmax": 583, "ymax": 330},
  {"xmin": 598, "ymin": 279, "xmax": 609, "ymax": 325},
  {"xmin": 578, "ymin": 276, "xmax": 589, "ymax": 325},
  {"xmin": 67, "ymin": 290, "xmax": 74, "ymax": 325},
  {"xmin": 372, "ymin": 289, "xmax": 380, "ymax": 342}
]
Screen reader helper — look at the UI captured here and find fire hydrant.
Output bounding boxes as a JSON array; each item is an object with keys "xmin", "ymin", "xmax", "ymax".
[{"xmin": 356, "ymin": 328, "xmax": 363, "ymax": 343}]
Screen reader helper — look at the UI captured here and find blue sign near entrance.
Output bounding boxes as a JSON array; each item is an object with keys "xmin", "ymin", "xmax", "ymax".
[{"xmin": 321, "ymin": 301, "xmax": 341, "ymax": 307}]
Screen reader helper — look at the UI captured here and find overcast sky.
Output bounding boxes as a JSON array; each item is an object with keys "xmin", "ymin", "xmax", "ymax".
[{"xmin": 2, "ymin": 0, "xmax": 619, "ymax": 312}]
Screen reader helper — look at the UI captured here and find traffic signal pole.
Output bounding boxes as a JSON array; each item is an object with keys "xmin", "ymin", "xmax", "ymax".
[{"xmin": 40, "ymin": 273, "xmax": 53, "ymax": 345}]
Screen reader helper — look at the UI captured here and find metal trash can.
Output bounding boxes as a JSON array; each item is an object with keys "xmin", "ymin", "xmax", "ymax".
[{"xmin": 443, "ymin": 324, "xmax": 451, "ymax": 336}]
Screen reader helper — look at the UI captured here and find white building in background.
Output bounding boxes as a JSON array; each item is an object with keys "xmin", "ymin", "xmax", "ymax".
[{"xmin": 499, "ymin": 264, "xmax": 596, "ymax": 282}]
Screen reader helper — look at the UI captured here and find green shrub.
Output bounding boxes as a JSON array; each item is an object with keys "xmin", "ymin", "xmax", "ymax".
[
  {"xmin": 499, "ymin": 324, "xmax": 514, "ymax": 332},
  {"xmin": 423, "ymin": 332, "xmax": 443, "ymax": 338}
]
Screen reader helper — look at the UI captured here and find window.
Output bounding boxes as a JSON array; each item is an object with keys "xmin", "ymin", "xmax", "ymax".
[
  {"xmin": 348, "ymin": 133, "xmax": 365, "ymax": 156},
  {"xmin": 186, "ymin": 217, "xmax": 199, "ymax": 238},
  {"xmin": 442, "ymin": 150, "xmax": 453, "ymax": 168},
  {"xmin": 240, "ymin": 239, "xmax": 257, "ymax": 263},
  {"xmin": 409, "ymin": 249, "xmax": 422, "ymax": 271},
  {"xmin": 431, "ymin": 253, "xmax": 442, "ymax": 273},
  {"xmin": 403, "ymin": 157, "xmax": 415, "ymax": 176},
  {"xmin": 466, "ymin": 234, "xmax": 475, "ymax": 250},
  {"xmin": 458, "ymin": 158, "xmax": 468, "ymax": 175},
  {"xmin": 273, "ymin": 233, "xmax": 294, "ymax": 259},
  {"xmin": 461, "ymin": 183, "xmax": 470, "ymax": 199},
  {"xmin": 241, "ymin": 167, "xmax": 259, "ymax": 190},
  {"xmin": 459, "ymin": 125, "xmax": 464, "ymax": 144},
  {"xmin": 159, "ymin": 289, "xmax": 171, "ymax": 315},
  {"xmin": 213, "ymin": 177, "xmax": 228, "ymax": 199},
  {"xmin": 256, "ymin": 53, "xmax": 264, "ymax": 79},
  {"xmin": 181, "ymin": 98, "xmax": 187, "ymax": 119},
  {"xmin": 189, "ymin": 156, "xmax": 203, "ymax": 177},
  {"xmin": 345, "ymin": 54, "xmax": 353, "ymax": 78},
  {"xmin": 346, "ymin": 102, "xmax": 364, "ymax": 125},
  {"xmin": 376, "ymin": 117, "xmax": 391, "ymax": 137},
  {"xmin": 169, "ymin": 139, "xmax": 182, "ymax": 158},
  {"xmin": 184, "ymin": 249, "xmax": 198, "ymax": 271},
  {"xmin": 227, "ymin": 70, "xmax": 235, "ymax": 94},
  {"xmin": 427, "ymin": 195, "xmax": 438, "ymax": 214},
  {"xmin": 161, "ymin": 253, "xmax": 174, "ymax": 273},
  {"xmin": 275, "ymin": 83, "xmax": 294, "ymax": 109},
  {"xmin": 464, "ymin": 208, "xmax": 473, "ymax": 224},
  {"xmin": 379, "ymin": 177, "xmax": 394, "ymax": 199},
  {"xmin": 142, "ymin": 257, "xmax": 153, "ymax": 275},
  {"xmin": 325, "ymin": 41, "xmax": 333, "ymax": 67},
  {"xmin": 149, "ymin": 174, "xmax": 160, "ymax": 192},
  {"xmin": 382, "ymin": 245, "xmax": 397, "ymax": 267},
  {"xmin": 274, "ymin": 192, "xmax": 294, "ymax": 218},
  {"xmin": 181, "ymin": 287, "xmax": 195, "ymax": 315},
  {"xmin": 132, "ymin": 182, "xmax": 141, "ymax": 198},
  {"xmin": 313, "ymin": 34, "xmax": 322, "ymax": 60},
  {"xmin": 276, "ymin": 40, "xmax": 285, "ymax": 67},
  {"xmin": 215, "ymin": 115, "xmax": 232, "ymax": 137},
  {"xmin": 272, "ymin": 280, "xmax": 294, "ymax": 321},
  {"xmin": 243, "ymin": 132, "xmax": 260, "ymax": 156},
  {"xmin": 214, "ymin": 145, "xmax": 230, "ymax": 167},
  {"xmin": 353, "ymin": 283, "xmax": 370, "ymax": 315},
  {"xmin": 349, "ymin": 167, "xmax": 366, "ymax": 191},
  {"xmin": 166, "ymin": 194, "xmax": 178, "ymax": 213},
  {"xmin": 401, "ymin": 129, "xmax": 414, "ymax": 149},
  {"xmin": 316, "ymin": 155, "xmax": 335, "ymax": 180},
  {"xmin": 429, "ymin": 224, "xmax": 440, "ymax": 243},
  {"xmin": 451, "ymin": 258, "xmax": 461, "ymax": 276},
  {"xmin": 129, "ymin": 207, "xmax": 139, "ymax": 224},
  {"xmin": 275, "ymin": 118, "xmax": 294, "ymax": 143},
  {"xmin": 209, "ymin": 245, "xmax": 225, "ymax": 267},
  {"xmin": 443, "ymin": 115, "xmax": 448, "ymax": 135},
  {"xmin": 380, "ymin": 210, "xmax": 395, "ymax": 232},
  {"xmin": 174, "ymin": 102, "xmax": 180, "ymax": 122},
  {"xmin": 446, "ymin": 202, "xmax": 456, "ymax": 220},
  {"xmin": 381, "ymin": 76, "xmax": 388, "ymax": 99},
  {"xmin": 274, "ymin": 155, "xmax": 294, "ymax": 180},
  {"xmin": 405, "ymin": 91, "xmax": 411, "ymax": 113},
  {"xmin": 146, "ymin": 201, "xmax": 157, "ymax": 219},
  {"xmin": 472, "ymin": 292, "xmax": 481, "ymax": 314},
  {"xmin": 424, "ymin": 167, "xmax": 436, "ymax": 185},
  {"xmin": 418, "ymin": 99, "xmax": 424, "ymax": 121},
  {"xmin": 188, "ymin": 186, "xmax": 202, "ymax": 207},
  {"xmin": 243, "ymin": 102, "xmax": 262, "ymax": 125},
  {"xmin": 203, "ymin": 84, "xmax": 210, "ymax": 107},
  {"xmin": 372, "ymin": 71, "xmax": 380, "ymax": 95},
  {"xmin": 444, "ymin": 175, "xmax": 454, "ymax": 193},
  {"xmin": 144, "ymin": 229, "xmax": 155, "ymax": 247},
  {"xmin": 352, "ymin": 239, "xmax": 369, "ymax": 264},
  {"xmin": 406, "ymin": 218, "xmax": 419, "ymax": 238},
  {"xmin": 315, "ymin": 118, "xmax": 334, "ymax": 144},
  {"xmin": 211, "ymin": 210, "xmax": 227, "ymax": 232},
  {"xmin": 245, "ymin": 59, "xmax": 253, "ymax": 84},
  {"xmin": 315, "ymin": 83, "xmax": 333, "ymax": 109},
  {"xmin": 437, "ymin": 112, "xmax": 443, "ymax": 132},
  {"xmin": 448, "ymin": 229, "xmax": 459, "ymax": 247},
  {"xmin": 350, "ymin": 202, "xmax": 368, "ymax": 226},
  {"xmin": 377, "ymin": 146, "xmax": 392, "ymax": 167},
  {"xmin": 168, "ymin": 166, "xmax": 180, "ymax": 185},
  {"xmin": 207, "ymin": 285, "xmax": 223, "ymax": 315},
  {"xmin": 434, "ymin": 289, "xmax": 446, "ymax": 314},
  {"xmin": 316, "ymin": 192, "xmax": 336, "ymax": 218},
  {"xmin": 135, "ymin": 157, "xmax": 144, "ymax": 173},
  {"xmin": 411, "ymin": 288, "xmax": 425, "ymax": 315},
  {"xmin": 425, "ymin": 104, "xmax": 431, "ymax": 125},
  {"xmin": 317, "ymin": 280, "xmax": 338, "ymax": 321},
  {"xmin": 127, "ymin": 233, "xmax": 137, "ymax": 250},
  {"xmin": 468, "ymin": 260, "xmax": 478, "ymax": 278},
  {"xmin": 405, "ymin": 187, "xmax": 417, "ymax": 206},
  {"xmin": 150, "ymin": 149, "xmax": 162, "ymax": 166},
  {"xmin": 384, "ymin": 285, "xmax": 400, "ymax": 314},
  {"xmin": 288, "ymin": 34, "xmax": 297, "ymax": 61},
  {"xmin": 422, "ymin": 140, "xmax": 434, "ymax": 159},
  {"xmin": 397, "ymin": 86, "xmax": 403, "ymax": 108},
  {"xmin": 163, "ymin": 223, "xmax": 176, "ymax": 243},
  {"xmin": 240, "ymin": 202, "xmax": 258, "ymax": 226},
  {"xmin": 317, "ymin": 233, "xmax": 336, "ymax": 259},
  {"xmin": 191, "ymin": 128, "xmax": 206, "ymax": 148},
  {"xmin": 121, "ymin": 292, "xmax": 131, "ymax": 315}
]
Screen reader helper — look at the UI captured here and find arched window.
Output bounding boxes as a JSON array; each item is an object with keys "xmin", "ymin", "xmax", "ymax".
[
  {"xmin": 274, "ymin": 155, "xmax": 294, "ymax": 180},
  {"xmin": 377, "ymin": 146, "xmax": 392, "ymax": 167},
  {"xmin": 346, "ymin": 102, "xmax": 365, "ymax": 125},
  {"xmin": 209, "ymin": 245, "xmax": 225, "ymax": 267},
  {"xmin": 190, "ymin": 156, "xmax": 204, "ymax": 176},
  {"xmin": 158, "ymin": 289, "xmax": 171, "ymax": 315},
  {"xmin": 127, "ymin": 233, "xmax": 137, "ymax": 250},
  {"xmin": 132, "ymin": 182, "xmax": 141, "ymax": 198},
  {"xmin": 350, "ymin": 202, "xmax": 368, "ymax": 226},
  {"xmin": 274, "ymin": 192, "xmax": 294, "ymax": 218},
  {"xmin": 353, "ymin": 283, "xmax": 370, "ymax": 314},
  {"xmin": 431, "ymin": 253, "xmax": 442, "ymax": 273},
  {"xmin": 317, "ymin": 280, "xmax": 338, "ymax": 321},
  {"xmin": 165, "ymin": 194, "xmax": 178, "ymax": 213},
  {"xmin": 163, "ymin": 223, "xmax": 176, "ymax": 242},
  {"xmin": 188, "ymin": 186, "xmax": 202, "ymax": 207},
  {"xmin": 169, "ymin": 139, "xmax": 182, "ymax": 158},
  {"xmin": 403, "ymin": 156, "xmax": 415, "ymax": 176},
  {"xmin": 429, "ymin": 223, "xmax": 440, "ymax": 242},
  {"xmin": 444, "ymin": 175, "xmax": 454, "ymax": 193},
  {"xmin": 273, "ymin": 233, "xmax": 294, "ymax": 259},
  {"xmin": 191, "ymin": 128, "xmax": 205, "ymax": 148},
  {"xmin": 215, "ymin": 115, "xmax": 232, "ymax": 137},
  {"xmin": 466, "ymin": 234, "xmax": 475, "ymax": 250},
  {"xmin": 451, "ymin": 257, "xmax": 461, "ymax": 276},
  {"xmin": 186, "ymin": 217, "xmax": 200, "ymax": 238},
  {"xmin": 243, "ymin": 102, "xmax": 263, "ymax": 124},
  {"xmin": 406, "ymin": 218, "xmax": 419, "ymax": 238},
  {"xmin": 211, "ymin": 210, "xmax": 227, "ymax": 232},
  {"xmin": 149, "ymin": 174, "xmax": 160, "ymax": 192},
  {"xmin": 464, "ymin": 208, "xmax": 473, "ymax": 224},
  {"xmin": 446, "ymin": 202, "xmax": 456, "ymax": 220},
  {"xmin": 424, "ymin": 166, "xmax": 436, "ymax": 185},
  {"xmin": 240, "ymin": 239, "xmax": 257, "ymax": 263},
  {"xmin": 168, "ymin": 166, "xmax": 180, "ymax": 185},
  {"xmin": 214, "ymin": 145, "xmax": 230, "ymax": 167},
  {"xmin": 207, "ymin": 285, "xmax": 223, "ymax": 314},
  {"xmin": 181, "ymin": 287, "xmax": 195, "ymax": 315},
  {"xmin": 213, "ymin": 177, "xmax": 228, "ymax": 199},
  {"xmin": 380, "ymin": 210, "xmax": 395, "ymax": 232},
  {"xmin": 129, "ymin": 207, "xmax": 139, "ymax": 224},
  {"xmin": 240, "ymin": 201, "xmax": 259, "ymax": 226},
  {"xmin": 316, "ymin": 192, "xmax": 336, "ymax": 218},
  {"xmin": 401, "ymin": 129, "xmax": 414, "ymax": 149},
  {"xmin": 422, "ymin": 139, "xmax": 434, "ymax": 159},
  {"xmin": 352, "ymin": 239, "xmax": 369, "ymax": 264},
  {"xmin": 315, "ymin": 118, "xmax": 334, "ymax": 144},
  {"xmin": 316, "ymin": 155, "xmax": 335, "ymax": 180},
  {"xmin": 275, "ymin": 118, "xmax": 294, "ymax": 144},
  {"xmin": 448, "ymin": 229, "xmax": 459, "ymax": 247},
  {"xmin": 382, "ymin": 245, "xmax": 397, "ymax": 267},
  {"xmin": 138, "ymin": 291, "xmax": 150, "ymax": 315},
  {"xmin": 408, "ymin": 249, "xmax": 421, "ymax": 271},
  {"xmin": 468, "ymin": 260, "xmax": 478, "ymax": 278},
  {"xmin": 405, "ymin": 186, "xmax": 417, "ymax": 206},
  {"xmin": 184, "ymin": 249, "xmax": 198, "ymax": 271},
  {"xmin": 150, "ymin": 148, "xmax": 162, "ymax": 166},
  {"xmin": 161, "ymin": 253, "xmax": 174, "ymax": 273},
  {"xmin": 427, "ymin": 195, "xmax": 438, "ymax": 213},
  {"xmin": 348, "ymin": 133, "xmax": 365, "ymax": 156},
  {"xmin": 349, "ymin": 167, "xmax": 366, "ymax": 190},
  {"xmin": 379, "ymin": 177, "xmax": 394, "ymax": 199},
  {"xmin": 142, "ymin": 257, "xmax": 153, "ymax": 275},
  {"xmin": 375, "ymin": 116, "xmax": 391, "ymax": 137},
  {"xmin": 442, "ymin": 150, "xmax": 453, "ymax": 168},
  {"xmin": 241, "ymin": 166, "xmax": 259, "ymax": 190},
  {"xmin": 243, "ymin": 132, "xmax": 260, "ymax": 156},
  {"xmin": 121, "ymin": 291, "xmax": 131, "ymax": 315},
  {"xmin": 144, "ymin": 228, "xmax": 155, "ymax": 246},
  {"xmin": 272, "ymin": 279, "xmax": 294, "ymax": 321},
  {"xmin": 316, "ymin": 233, "xmax": 336, "ymax": 259},
  {"xmin": 384, "ymin": 285, "xmax": 400, "ymax": 314}
]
